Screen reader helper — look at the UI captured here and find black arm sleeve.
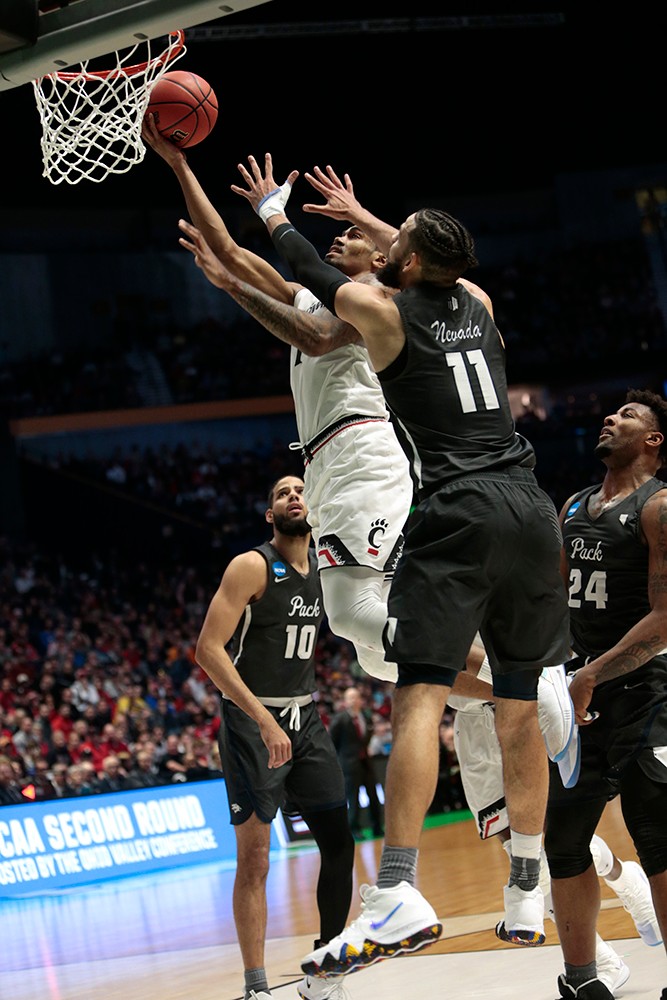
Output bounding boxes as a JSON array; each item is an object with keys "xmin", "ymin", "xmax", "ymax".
[{"xmin": 271, "ymin": 223, "xmax": 351, "ymax": 316}]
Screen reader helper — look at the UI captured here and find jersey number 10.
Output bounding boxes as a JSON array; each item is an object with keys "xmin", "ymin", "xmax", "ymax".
[{"xmin": 284, "ymin": 624, "xmax": 317, "ymax": 659}]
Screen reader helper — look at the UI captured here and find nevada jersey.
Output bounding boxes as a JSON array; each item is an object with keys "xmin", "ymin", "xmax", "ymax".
[
  {"xmin": 378, "ymin": 282, "xmax": 535, "ymax": 496},
  {"xmin": 229, "ymin": 541, "xmax": 324, "ymax": 697},
  {"xmin": 562, "ymin": 478, "xmax": 667, "ymax": 659},
  {"xmin": 291, "ymin": 288, "xmax": 389, "ymax": 445}
]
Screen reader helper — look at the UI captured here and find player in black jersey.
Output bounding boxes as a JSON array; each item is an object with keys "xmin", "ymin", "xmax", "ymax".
[
  {"xmin": 195, "ymin": 475, "xmax": 353, "ymax": 1000},
  {"xmin": 544, "ymin": 389, "xmax": 667, "ymax": 1000},
  {"xmin": 210, "ymin": 159, "xmax": 572, "ymax": 982}
]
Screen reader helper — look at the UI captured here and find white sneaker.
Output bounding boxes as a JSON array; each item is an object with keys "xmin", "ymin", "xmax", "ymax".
[
  {"xmin": 297, "ymin": 974, "xmax": 349, "ymax": 998},
  {"xmin": 249, "ymin": 993, "xmax": 272, "ymax": 999},
  {"xmin": 300, "ymin": 882, "xmax": 442, "ymax": 977},
  {"xmin": 595, "ymin": 936, "xmax": 630, "ymax": 993},
  {"xmin": 609, "ymin": 860, "xmax": 663, "ymax": 947},
  {"xmin": 538, "ymin": 664, "xmax": 575, "ymax": 761},
  {"xmin": 495, "ymin": 883, "xmax": 546, "ymax": 946}
]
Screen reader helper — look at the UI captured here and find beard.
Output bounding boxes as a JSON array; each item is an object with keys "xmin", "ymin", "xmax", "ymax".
[
  {"xmin": 376, "ymin": 259, "xmax": 402, "ymax": 288},
  {"xmin": 272, "ymin": 511, "xmax": 311, "ymax": 537},
  {"xmin": 593, "ymin": 440, "xmax": 612, "ymax": 459}
]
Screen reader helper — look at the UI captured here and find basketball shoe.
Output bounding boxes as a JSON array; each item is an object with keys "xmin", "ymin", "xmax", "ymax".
[
  {"xmin": 595, "ymin": 937, "xmax": 630, "ymax": 993},
  {"xmin": 596, "ymin": 857, "xmax": 662, "ymax": 948},
  {"xmin": 537, "ymin": 664, "xmax": 576, "ymax": 762},
  {"xmin": 297, "ymin": 973, "xmax": 348, "ymax": 998},
  {"xmin": 495, "ymin": 883, "xmax": 545, "ymax": 946},
  {"xmin": 557, "ymin": 974, "xmax": 614, "ymax": 998},
  {"xmin": 300, "ymin": 882, "xmax": 442, "ymax": 978},
  {"xmin": 248, "ymin": 993, "xmax": 271, "ymax": 999}
]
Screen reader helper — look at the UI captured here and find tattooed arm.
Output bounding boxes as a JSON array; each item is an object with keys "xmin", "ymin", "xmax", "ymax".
[
  {"xmin": 178, "ymin": 219, "xmax": 361, "ymax": 356},
  {"xmin": 568, "ymin": 489, "xmax": 667, "ymax": 723}
]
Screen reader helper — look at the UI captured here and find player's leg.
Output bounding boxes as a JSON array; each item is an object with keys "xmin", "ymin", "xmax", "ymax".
[
  {"xmin": 297, "ymin": 805, "xmax": 355, "ymax": 1000},
  {"xmin": 320, "ymin": 566, "xmax": 398, "ymax": 682},
  {"xmin": 301, "ymin": 679, "xmax": 450, "ymax": 978},
  {"xmin": 493, "ymin": 672, "xmax": 549, "ymax": 947},
  {"xmin": 233, "ymin": 814, "xmax": 273, "ymax": 999},
  {"xmin": 545, "ymin": 768, "xmax": 611, "ymax": 998}
]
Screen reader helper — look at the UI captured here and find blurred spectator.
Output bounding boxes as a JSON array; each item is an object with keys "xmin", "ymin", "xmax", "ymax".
[
  {"xmin": 156, "ymin": 733, "xmax": 188, "ymax": 784},
  {"xmin": 126, "ymin": 748, "xmax": 161, "ymax": 789},
  {"xmin": 66, "ymin": 763, "xmax": 97, "ymax": 796},
  {"xmin": 50, "ymin": 762, "xmax": 73, "ymax": 798},
  {"xmin": 96, "ymin": 755, "xmax": 130, "ymax": 794},
  {"xmin": 46, "ymin": 728, "xmax": 74, "ymax": 769},
  {"xmin": 25, "ymin": 757, "xmax": 58, "ymax": 802},
  {"xmin": 69, "ymin": 665, "xmax": 101, "ymax": 715},
  {"xmin": 0, "ymin": 755, "xmax": 27, "ymax": 805}
]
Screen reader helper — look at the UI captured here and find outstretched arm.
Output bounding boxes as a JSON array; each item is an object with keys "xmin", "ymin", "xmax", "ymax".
[
  {"xmin": 233, "ymin": 154, "xmax": 406, "ymax": 371},
  {"xmin": 141, "ymin": 117, "xmax": 296, "ymax": 304},
  {"xmin": 196, "ymin": 552, "xmax": 292, "ymax": 768},
  {"xmin": 302, "ymin": 165, "xmax": 399, "ymax": 255},
  {"xmin": 179, "ymin": 220, "xmax": 362, "ymax": 355}
]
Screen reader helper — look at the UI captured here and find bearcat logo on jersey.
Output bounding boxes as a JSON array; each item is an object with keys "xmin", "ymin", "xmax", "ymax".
[
  {"xmin": 565, "ymin": 501, "xmax": 581, "ymax": 520},
  {"xmin": 273, "ymin": 562, "xmax": 288, "ymax": 581},
  {"xmin": 367, "ymin": 518, "xmax": 389, "ymax": 556}
]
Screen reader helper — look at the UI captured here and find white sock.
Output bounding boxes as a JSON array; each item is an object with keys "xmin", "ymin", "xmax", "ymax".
[{"xmin": 510, "ymin": 831, "xmax": 543, "ymax": 861}]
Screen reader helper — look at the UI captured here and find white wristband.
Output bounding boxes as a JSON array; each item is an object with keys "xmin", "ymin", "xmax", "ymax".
[{"xmin": 257, "ymin": 180, "xmax": 293, "ymax": 224}]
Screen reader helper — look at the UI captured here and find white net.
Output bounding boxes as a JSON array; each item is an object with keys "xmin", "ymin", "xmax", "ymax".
[{"xmin": 32, "ymin": 31, "xmax": 186, "ymax": 186}]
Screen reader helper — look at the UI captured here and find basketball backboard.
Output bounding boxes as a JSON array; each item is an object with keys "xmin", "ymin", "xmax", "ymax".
[{"xmin": 0, "ymin": 0, "xmax": 274, "ymax": 90}]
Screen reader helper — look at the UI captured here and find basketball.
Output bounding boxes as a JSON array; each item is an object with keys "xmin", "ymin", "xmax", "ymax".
[{"xmin": 146, "ymin": 70, "xmax": 218, "ymax": 149}]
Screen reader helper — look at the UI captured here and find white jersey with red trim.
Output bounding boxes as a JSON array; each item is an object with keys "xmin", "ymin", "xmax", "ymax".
[{"xmin": 291, "ymin": 288, "xmax": 388, "ymax": 445}]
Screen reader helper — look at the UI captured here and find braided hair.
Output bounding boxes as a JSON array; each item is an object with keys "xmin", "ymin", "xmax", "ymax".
[{"xmin": 410, "ymin": 208, "xmax": 478, "ymax": 282}]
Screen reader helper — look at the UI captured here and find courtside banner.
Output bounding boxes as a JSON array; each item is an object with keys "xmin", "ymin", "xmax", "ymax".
[{"xmin": 0, "ymin": 779, "xmax": 281, "ymax": 898}]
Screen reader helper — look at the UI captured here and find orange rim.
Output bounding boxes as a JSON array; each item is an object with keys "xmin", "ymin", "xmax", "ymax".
[{"xmin": 50, "ymin": 28, "xmax": 185, "ymax": 81}]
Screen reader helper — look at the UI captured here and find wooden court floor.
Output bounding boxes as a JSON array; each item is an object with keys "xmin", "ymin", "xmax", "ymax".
[{"xmin": 1, "ymin": 797, "xmax": 664, "ymax": 1000}]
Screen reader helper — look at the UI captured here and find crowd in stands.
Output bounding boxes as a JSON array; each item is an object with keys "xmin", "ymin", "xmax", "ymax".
[{"xmin": 0, "ymin": 532, "xmax": 400, "ymax": 808}]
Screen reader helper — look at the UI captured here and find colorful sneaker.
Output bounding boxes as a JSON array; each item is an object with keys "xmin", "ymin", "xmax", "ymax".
[
  {"xmin": 557, "ymin": 974, "xmax": 614, "ymax": 998},
  {"xmin": 608, "ymin": 860, "xmax": 662, "ymax": 947},
  {"xmin": 495, "ymin": 883, "xmax": 545, "ymax": 946},
  {"xmin": 297, "ymin": 974, "xmax": 349, "ymax": 998},
  {"xmin": 595, "ymin": 936, "xmax": 630, "ymax": 993},
  {"xmin": 300, "ymin": 882, "xmax": 442, "ymax": 977},
  {"xmin": 538, "ymin": 664, "xmax": 575, "ymax": 761}
]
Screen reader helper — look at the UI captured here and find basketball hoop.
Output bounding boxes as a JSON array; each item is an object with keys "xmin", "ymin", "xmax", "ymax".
[{"xmin": 32, "ymin": 29, "xmax": 186, "ymax": 186}]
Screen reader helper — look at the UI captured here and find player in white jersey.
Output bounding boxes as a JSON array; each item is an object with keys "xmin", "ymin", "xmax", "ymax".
[{"xmin": 142, "ymin": 122, "xmax": 411, "ymax": 681}]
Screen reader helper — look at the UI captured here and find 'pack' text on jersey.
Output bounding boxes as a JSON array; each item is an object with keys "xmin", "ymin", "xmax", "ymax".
[{"xmin": 288, "ymin": 595, "xmax": 321, "ymax": 618}]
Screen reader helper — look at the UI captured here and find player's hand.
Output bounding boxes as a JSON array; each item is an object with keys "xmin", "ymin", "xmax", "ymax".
[
  {"xmin": 258, "ymin": 716, "xmax": 293, "ymax": 769},
  {"xmin": 178, "ymin": 219, "xmax": 229, "ymax": 288},
  {"xmin": 141, "ymin": 112, "xmax": 186, "ymax": 167},
  {"xmin": 302, "ymin": 165, "xmax": 360, "ymax": 220},
  {"xmin": 567, "ymin": 668, "xmax": 598, "ymax": 725},
  {"xmin": 231, "ymin": 153, "xmax": 299, "ymax": 215}
]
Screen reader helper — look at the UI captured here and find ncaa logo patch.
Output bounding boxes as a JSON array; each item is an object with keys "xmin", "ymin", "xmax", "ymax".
[
  {"xmin": 273, "ymin": 562, "xmax": 287, "ymax": 581},
  {"xmin": 565, "ymin": 501, "xmax": 581, "ymax": 520}
]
